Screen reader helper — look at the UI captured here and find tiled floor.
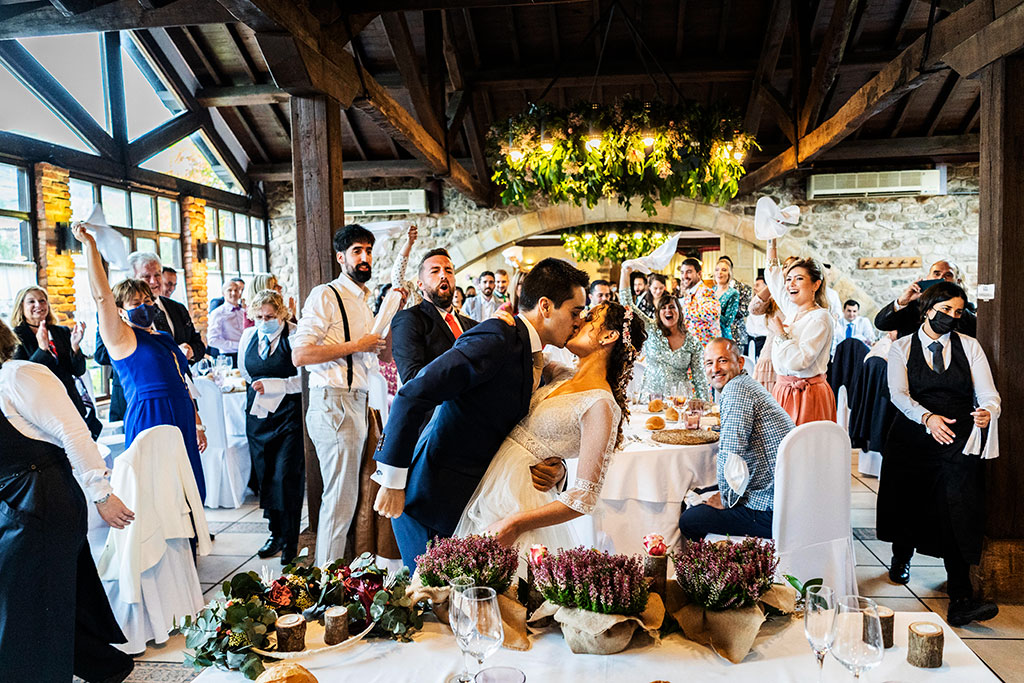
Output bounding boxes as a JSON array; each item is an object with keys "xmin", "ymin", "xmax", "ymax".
[{"xmin": 121, "ymin": 457, "xmax": 1024, "ymax": 682}]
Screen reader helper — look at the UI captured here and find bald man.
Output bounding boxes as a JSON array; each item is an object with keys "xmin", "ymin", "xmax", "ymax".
[{"xmin": 874, "ymin": 260, "xmax": 977, "ymax": 338}]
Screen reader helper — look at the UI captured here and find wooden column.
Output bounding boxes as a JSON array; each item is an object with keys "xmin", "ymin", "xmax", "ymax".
[
  {"xmin": 977, "ymin": 55, "xmax": 1024, "ymax": 603},
  {"xmin": 290, "ymin": 95, "xmax": 344, "ymax": 534}
]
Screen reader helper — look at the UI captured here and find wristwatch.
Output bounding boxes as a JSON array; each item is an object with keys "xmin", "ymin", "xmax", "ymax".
[
  {"xmin": 94, "ymin": 493, "xmax": 111, "ymax": 505},
  {"xmin": 196, "ymin": 424, "xmax": 207, "ymax": 432}
]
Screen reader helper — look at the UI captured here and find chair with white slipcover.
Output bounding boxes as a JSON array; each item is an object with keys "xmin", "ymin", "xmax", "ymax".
[{"xmin": 195, "ymin": 376, "xmax": 251, "ymax": 508}]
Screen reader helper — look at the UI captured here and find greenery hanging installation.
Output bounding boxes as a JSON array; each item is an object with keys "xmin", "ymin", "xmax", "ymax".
[
  {"xmin": 560, "ymin": 224, "xmax": 670, "ymax": 264},
  {"xmin": 488, "ymin": 98, "xmax": 757, "ymax": 217}
]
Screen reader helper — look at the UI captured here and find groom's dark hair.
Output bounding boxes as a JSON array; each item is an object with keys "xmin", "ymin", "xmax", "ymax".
[{"xmin": 519, "ymin": 258, "xmax": 589, "ymax": 312}]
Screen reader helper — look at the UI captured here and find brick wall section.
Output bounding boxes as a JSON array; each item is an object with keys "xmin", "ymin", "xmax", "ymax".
[
  {"xmin": 181, "ymin": 196, "xmax": 209, "ymax": 336},
  {"xmin": 34, "ymin": 162, "xmax": 75, "ymax": 325}
]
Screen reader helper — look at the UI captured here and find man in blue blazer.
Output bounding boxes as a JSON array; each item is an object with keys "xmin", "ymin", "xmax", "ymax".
[{"xmin": 372, "ymin": 258, "xmax": 589, "ymax": 570}]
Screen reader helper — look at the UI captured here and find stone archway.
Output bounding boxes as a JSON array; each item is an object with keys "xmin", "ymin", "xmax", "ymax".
[{"xmin": 446, "ymin": 196, "xmax": 761, "ymax": 272}]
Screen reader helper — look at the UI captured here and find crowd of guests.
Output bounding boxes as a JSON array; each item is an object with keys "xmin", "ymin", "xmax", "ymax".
[{"xmin": 0, "ymin": 213, "xmax": 1003, "ymax": 678}]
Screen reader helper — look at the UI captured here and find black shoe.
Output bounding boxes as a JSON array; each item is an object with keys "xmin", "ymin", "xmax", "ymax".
[
  {"xmin": 95, "ymin": 662, "xmax": 134, "ymax": 683},
  {"xmin": 280, "ymin": 543, "xmax": 298, "ymax": 566},
  {"xmin": 948, "ymin": 598, "xmax": 999, "ymax": 626},
  {"xmin": 258, "ymin": 537, "xmax": 286, "ymax": 559},
  {"xmin": 888, "ymin": 557, "xmax": 911, "ymax": 585}
]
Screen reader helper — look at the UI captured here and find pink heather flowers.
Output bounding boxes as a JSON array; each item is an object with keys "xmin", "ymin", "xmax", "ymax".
[
  {"xmin": 417, "ymin": 535, "xmax": 519, "ymax": 594},
  {"xmin": 532, "ymin": 547, "xmax": 649, "ymax": 616},
  {"xmin": 673, "ymin": 538, "xmax": 779, "ymax": 611}
]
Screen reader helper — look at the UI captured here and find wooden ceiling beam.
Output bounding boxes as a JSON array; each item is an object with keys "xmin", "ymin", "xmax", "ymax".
[
  {"xmin": 739, "ymin": 0, "xmax": 998, "ymax": 194},
  {"xmin": 799, "ymin": 0, "xmax": 859, "ymax": 137},
  {"xmin": 382, "ymin": 12, "xmax": 445, "ymax": 142},
  {"xmin": 925, "ymin": 71, "xmax": 961, "ymax": 136},
  {"xmin": 196, "ymin": 84, "xmax": 289, "ymax": 106},
  {"xmin": 353, "ymin": 0, "xmax": 586, "ymax": 9},
  {"xmin": 743, "ymin": 0, "xmax": 790, "ymax": 135},
  {"xmin": 341, "ymin": 108, "xmax": 368, "ymax": 161},
  {"xmin": 444, "ymin": 9, "xmax": 493, "ymax": 190},
  {"xmin": 223, "ymin": 23, "xmax": 260, "ymax": 84},
  {"xmin": 761, "ymin": 83, "xmax": 797, "ymax": 145},
  {"xmin": 960, "ymin": 93, "xmax": 981, "ymax": 134},
  {"xmin": 0, "ymin": 0, "xmax": 235, "ymax": 39},
  {"xmin": 126, "ymin": 110, "xmax": 204, "ymax": 165},
  {"xmin": 944, "ymin": 1, "xmax": 1024, "ymax": 77}
]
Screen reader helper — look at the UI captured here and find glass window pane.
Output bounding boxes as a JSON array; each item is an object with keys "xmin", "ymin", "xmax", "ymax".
[
  {"xmin": 0, "ymin": 163, "xmax": 29, "ymax": 212},
  {"xmin": 157, "ymin": 197, "xmax": 179, "ymax": 234},
  {"xmin": 0, "ymin": 64, "xmax": 95, "ymax": 153},
  {"xmin": 136, "ymin": 236, "xmax": 157, "ymax": 256},
  {"xmin": 69, "ymin": 179, "xmax": 95, "ymax": 222},
  {"xmin": 121, "ymin": 32, "xmax": 184, "ymax": 141},
  {"xmin": 235, "ymin": 214, "xmax": 248, "ymax": 245},
  {"xmin": 222, "ymin": 246, "xmax": 237, "ymax": 276},
  {"xmin": 219, "ymin": 210, "xmax": 234, "ymax": 241},
  {"xmin": 139, "ymin": 132, "xmax": 243, "ymax": 194},
  {"xmin": 107, "ymin": 234, "xmax": 132, "ymax": 285},
  {"xmin": 0, "ymin": 260, "xmax": 37, "ymax": 321},
  {"xmin": 0, "ymin": 216, "xmax": 31, "ymax": 262},
  {"xmin": 100, "ymin": 187, "xmax": 128, "ymax": 227},
  {"xmin": 130, "ymin": 192, "xmax": 153, "ymax": 231},
  {"xmin": 239, "ymin": 248, "xmax": 252, "ymax": 275},
  {"xmin": 255, "ymin": 249, "xmax": 266, "ymax": 273},
  {"xmin": 20, "ymin": 34, "xmax": 108, "ymax": 133},
  {"xmin": 206, "ymin": 266, "xmax": 222, "ymax": 301},
  {"xmin": 251, "ymin": 217, "xmax": 265, "ymax": 245},
  {"xmin": 159, "ymin": 236, "xmax": 181, "ymax": 268}
]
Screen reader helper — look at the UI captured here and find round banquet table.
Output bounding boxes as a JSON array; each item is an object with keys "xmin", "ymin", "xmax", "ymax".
[
  {"xmin": 221, "ymin": 388, "xmax": 247, "ymax": 438},
  {"xmin": 192, "ymin": 611, "xmax": 996, "ymax": 682},
  {"xmin": 565, "ymin": 410, "xmax": 718, "ymax": 557}
]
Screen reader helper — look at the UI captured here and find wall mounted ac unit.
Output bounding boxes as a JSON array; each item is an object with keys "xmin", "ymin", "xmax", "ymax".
[
  {"xmin": 807, "ymin": 168, "xmax": 946, "ymax": 199},
  {"xmin": 343, "ymin": 189, "xmax": 428, "ymax": 215}
]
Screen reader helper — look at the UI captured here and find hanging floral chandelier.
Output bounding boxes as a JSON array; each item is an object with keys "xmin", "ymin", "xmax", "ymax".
[
  {"xmin": 560, "ymin": 223, "xmax": 669, "ymax": 264},
  {"xmin": 488, "ymin": 97, "xmax": 757, "ymax": 217}
]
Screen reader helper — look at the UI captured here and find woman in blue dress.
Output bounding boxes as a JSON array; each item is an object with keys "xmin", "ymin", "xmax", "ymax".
[{"xmin": 74, "ymin": 224, "xmax": 208, "ymax": 500}]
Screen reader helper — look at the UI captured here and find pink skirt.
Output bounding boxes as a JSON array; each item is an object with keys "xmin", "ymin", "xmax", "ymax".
[{"xmin": 772, "ymin": 374, "xmax": 837, "ymax": 426}]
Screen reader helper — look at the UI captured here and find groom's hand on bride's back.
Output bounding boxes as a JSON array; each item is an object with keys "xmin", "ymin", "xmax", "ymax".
[
  {"xmin": 374, "ymin": 487, "xmax": 405, "ymax": 519},
  {"xmin": 530, "ymin": 457, "xmax": 567, "ymax": 491}
]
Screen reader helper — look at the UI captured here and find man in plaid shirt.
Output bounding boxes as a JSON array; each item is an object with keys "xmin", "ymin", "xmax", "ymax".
[{"xmin": 679, "ymin": 338, "xmax": 794, "ymax": 540}]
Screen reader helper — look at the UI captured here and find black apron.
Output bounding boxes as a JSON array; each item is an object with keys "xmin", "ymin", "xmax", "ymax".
[
  {"xmin": 877, "ymin": 332, "xmax": 985, "ymax": 563},
  {"xmin": 244, "ymin": 327, "xmax": 305, "ymax": 513},
  {"xmin": 0, "ymin": 407, "xmax": 126, "ymax": 681}
]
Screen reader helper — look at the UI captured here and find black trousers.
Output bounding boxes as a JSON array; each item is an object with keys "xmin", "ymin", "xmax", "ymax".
[
  {"xmin": 679, "ymin": 503, "xmax": 773, "ymax": 541},
  {"xmin": 892, "ymin": 542, "xmax": 973, "ymax": 600}
]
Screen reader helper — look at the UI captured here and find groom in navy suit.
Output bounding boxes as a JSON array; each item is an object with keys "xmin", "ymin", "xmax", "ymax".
[{"xmin": 373, "ymin": 258, "xmax": 589, "ymax": 570}]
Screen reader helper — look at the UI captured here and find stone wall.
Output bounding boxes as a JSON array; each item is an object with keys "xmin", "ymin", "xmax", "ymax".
[{"xmin": 266, "ymin": 181, "xmax": 299, "ymax": 300}]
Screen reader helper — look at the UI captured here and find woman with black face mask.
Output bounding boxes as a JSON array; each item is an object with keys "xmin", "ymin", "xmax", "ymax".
[
  {"xmin": 877, "ymin": 281, "xmax": 1001, "ymax": 627},
  {"xmin": 73, "ymin": 224, "xmax": 209, "ymax": 503}
]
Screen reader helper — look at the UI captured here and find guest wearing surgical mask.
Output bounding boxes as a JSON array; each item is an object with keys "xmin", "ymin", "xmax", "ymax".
[
  {"xmin": 238, "ymin": 290, "xmax": 304, "ymax": 563},
  {"xmin": 73, "ymin": 225, "xmax": 209, "ymax": 501}
]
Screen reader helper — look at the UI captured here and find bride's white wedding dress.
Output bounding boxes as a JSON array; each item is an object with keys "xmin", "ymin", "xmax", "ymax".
[{"xmin": 453, "ymin": 378, "xmax": 620, "ymax": 555}]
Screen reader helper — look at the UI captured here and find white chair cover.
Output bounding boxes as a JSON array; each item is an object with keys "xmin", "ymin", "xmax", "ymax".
[
  {"xmin": 742, "ymin": 356, "xmax": 755, "ymax": 372},
  {"xmin": 95, "ymin": 425, "xmax": 210, "ymax": 654},
  {"xmin": 773, "ymin": 421, "xmax": 858, "ymax": 597},
  {"xmin": 858, "ymin": 449, "xmax": 883, "ymax": 478},
  {"xmin": 836, "ymin": 385, "xmax": 850, "ymax": 432},
  {"xmin": 195, "ymin": 376, "xmax": 251, "ymax": 508}
]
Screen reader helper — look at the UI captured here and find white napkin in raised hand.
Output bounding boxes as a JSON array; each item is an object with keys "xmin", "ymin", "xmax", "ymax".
[
  {"xmin": 622, "ymin": 232, "xmax": 688, "ymax": 274},
  {"xmin": 249, "ymin": 378, "xmax": 288, "ymax": 418},
  {"xmin": 81, "ymin": 204, "xmax": 129, "ymax": 270},
  {"xmin": 753, "ymin": 196, "xmax": 800, "ymax": 240},
  {"xmin": 371, "ymin": 289, "xmax": 404, "ymax": 338},
  {"xmin": 963, "ymin": 412, "xmax": 999, "ymax": 460}
]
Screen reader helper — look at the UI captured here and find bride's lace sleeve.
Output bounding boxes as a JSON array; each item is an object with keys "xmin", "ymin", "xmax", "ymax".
[{"xmin": 558, "ymin": 396, "xmax": 619, "ymax": 515}]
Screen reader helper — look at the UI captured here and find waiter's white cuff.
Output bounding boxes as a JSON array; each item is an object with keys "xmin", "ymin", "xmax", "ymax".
[
  {"xmin": 892, "ymin": 298, "xmax": 904, "ymax": 312},
  {"xmin": 371, "ymin": 463, "xmax": 408, "ymax": 489}
]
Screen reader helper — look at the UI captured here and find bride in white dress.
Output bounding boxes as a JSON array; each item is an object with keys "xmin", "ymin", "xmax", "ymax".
[{"xmin": 453, "ymin": 301, "xmax": 647, "ymax": 553}]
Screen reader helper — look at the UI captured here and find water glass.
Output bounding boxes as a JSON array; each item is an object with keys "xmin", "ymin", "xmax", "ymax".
[
  {"xmin": 454, "ymin": 587, "xmax": 504, "ymax": 679},
  {"xmin": 831, "ymin": 595, "xmax": 884, "ymax": 679},
  {"xmin": 195, "ymin": 358, "xmax": 212, "ymax": 376},
  {"xmin": 804, "ymin": 585, "xmax": 836, "ymax": 678},
  {"xmin": 446, "ymin": 576, "xmax": 476, "ymax": 683}
]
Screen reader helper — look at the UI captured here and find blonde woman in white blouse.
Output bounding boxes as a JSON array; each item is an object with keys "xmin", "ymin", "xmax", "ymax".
[{"xmin": 764, "ymin": 253, "xmax": 837, "ymax": 425}]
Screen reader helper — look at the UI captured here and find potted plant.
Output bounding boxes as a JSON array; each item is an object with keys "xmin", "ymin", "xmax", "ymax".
[{"xmin": 528, "ymin": 547, "xmax": 664, "ymax": 654}]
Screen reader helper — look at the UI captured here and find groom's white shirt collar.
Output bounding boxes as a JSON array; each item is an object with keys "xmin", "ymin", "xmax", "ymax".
[{"xmin": 517, "ymin": 314, "xmax": 543, "ymax": 353}]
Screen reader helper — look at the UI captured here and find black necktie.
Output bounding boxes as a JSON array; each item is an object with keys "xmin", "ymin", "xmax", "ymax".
[{"xmin": 929, "ymin": 341, "xmax": 945, "ymax": 374}]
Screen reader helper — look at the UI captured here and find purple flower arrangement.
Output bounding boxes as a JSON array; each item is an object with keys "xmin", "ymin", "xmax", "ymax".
[
  {"xmin": 416, "ymin": 535, "xmax": 519, "ymax": 594},
  {"xmin": 531, "ymin": 547, "xmax": 649, "ymax": 616},
  {"xmin": 672, "ymin": 538, "xmax": 779, "ymax": 611}
]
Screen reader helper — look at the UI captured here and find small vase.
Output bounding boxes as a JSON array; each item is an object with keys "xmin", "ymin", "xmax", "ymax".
[{"xmin": 644, "ymin": 554, "xmax": 667, "ymax": 601}]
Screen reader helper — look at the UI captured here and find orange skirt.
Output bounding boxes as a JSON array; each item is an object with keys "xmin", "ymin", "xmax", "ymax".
[{"xmin": 772, "ymin": 374, "xmax": 837, "ymax": 425}]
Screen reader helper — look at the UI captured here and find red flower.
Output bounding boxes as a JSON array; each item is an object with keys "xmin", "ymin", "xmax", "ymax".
[{"xmin": 267, "ymin": 579, "xmax": 294, "ymax": 607}]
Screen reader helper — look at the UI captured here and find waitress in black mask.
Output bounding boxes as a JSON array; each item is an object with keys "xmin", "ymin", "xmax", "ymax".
[{"xmin": 877, "ymin": 281, "xmax": 1001, "ymax": 626}]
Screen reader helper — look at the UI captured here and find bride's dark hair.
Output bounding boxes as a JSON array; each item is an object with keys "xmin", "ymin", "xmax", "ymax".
[{"xmin": 595, "ymin": 301, "xmax": 647, "ymax": 449}]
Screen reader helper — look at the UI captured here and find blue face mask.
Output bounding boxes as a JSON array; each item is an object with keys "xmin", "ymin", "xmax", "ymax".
[
  {"xmin": 126, "ymin": 303, "xmax": 158, "ymax": 328},
  {"xmin": 256, "ymin": 318, "xmax": 281, "ymax": 336}
]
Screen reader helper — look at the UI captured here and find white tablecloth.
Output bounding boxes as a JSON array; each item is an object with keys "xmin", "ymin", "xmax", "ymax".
[
  {"xmin": 566, "ymin": 412, "xmax": 717, "ymax": 556},
  {"xmin": 194, "ymin": 611, "xmax": 996, "ymax": 682},
  {"xmin": 221, "ymin": 389, "xmax": 247, "ymax": 437}
]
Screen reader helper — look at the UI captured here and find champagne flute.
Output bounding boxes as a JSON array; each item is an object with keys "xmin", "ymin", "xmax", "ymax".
[
  {"xmin": 455, "ymin": 587, "xmax": 504, "ymax": 679},
  {"xmin": 831, "ymin": 595, "xmax": 884, "ymax": 680},
  {"xmin": 804, "ymin": 585, "xmax": 837, "ymax": 680},
  {"xmin": 447, "ymin": 576, "xmax": 476, "ymax": 683}
]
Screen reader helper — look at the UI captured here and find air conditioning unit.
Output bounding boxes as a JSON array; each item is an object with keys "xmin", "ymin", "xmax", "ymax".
[
  {"xmin": 343, "ymin": 189, "xmax": 428, "ymax": 215},
  {"xmin": 807, "ymin": 168, "xmax": 946, "ymax": 199}
]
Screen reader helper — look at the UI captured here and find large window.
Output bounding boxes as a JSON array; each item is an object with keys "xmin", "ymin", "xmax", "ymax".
[
  {"xmin": 204, "ymin": 204, "xmax": 268, "ymax": 301},
  {"xmin": 0, "ymin": 162, "xmax": 35, "ymax": 321}
]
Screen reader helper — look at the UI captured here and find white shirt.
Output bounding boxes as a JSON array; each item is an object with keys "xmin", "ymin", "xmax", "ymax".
[
  {"xmin": 293, "ymin": 272, "xmax": 379, "ymax": 391},
  {"xmin": 237, "ymin": 323, "xmax": 303, "ymax": 397},
  {"xmin": 834, "ymin": 316, "xmax": 876, "ymax": 345},
  {"xmin": 765, "ymin": 264, "xmax": 798, "ymax": 321},
  {"xmin": 888, "ymin": 328, "xmax": 1001, "ymax": 425},
  {"xmin": 746, "ymin": 312, "xmax": 769, "ymax": 338},
  {"xmin": 207, "ymin": 302, "xmax": 246, "ymax": 353},
  {"xmin": 463, "ymin": 293, "xmax": 499, "ymax": 322},
  {"xmin": 434, "ymin": 303, "xmax": 463, "ymax": 334},
  {"xmin": 155, "ymin": 296, "xmax": 175, "ymax": 337},
  {"xmin": 771, "ymin": 307, "xmax": 833, "ymax": 377},
  {"xmin": 0, "ymin": 361, "xmax": 112, "ymax": 501}
]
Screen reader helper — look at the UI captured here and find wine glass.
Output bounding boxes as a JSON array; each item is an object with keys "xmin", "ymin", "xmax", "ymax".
[
  {"xmin": 831, "ymin": 595, "xmax": 884, "ymax": 679},
  {"xmin": 195, "ymin": 358, "xmax": 212, "ymax": 377},
  {"xmin": 804, "ymin": 585, "xmax": 836, "ymax": 680},
  {"xmin": 446, "ymin": 576, "xmax": 475, "ymax": 683},
  {"xmin": 454, "ymin": 587, "xmax": 504, "ymax": 680}
]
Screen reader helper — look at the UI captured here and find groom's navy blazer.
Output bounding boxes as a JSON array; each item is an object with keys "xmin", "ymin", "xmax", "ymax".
[{"xmin": 375, "ymin": 317, "xmax": 535, "ymax": 536}]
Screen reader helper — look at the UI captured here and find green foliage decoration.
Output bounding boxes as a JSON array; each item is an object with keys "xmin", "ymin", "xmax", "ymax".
[{"xmin": 560, "ymin": 224, "xmax": 670, "ymax": 263}]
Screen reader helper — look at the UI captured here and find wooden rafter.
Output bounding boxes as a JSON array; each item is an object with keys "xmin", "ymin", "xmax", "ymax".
[
  {"xmin": 126, "ymin": 110, "xmax": 204, "ymax": 165},
  {"xmin": 341, "ymin": 108, "xmax": 368, "ymax": 161},
  {"xmin": 925, "ymin": 71, "xmax": 961, "ymax": 136},
  {"xmin": 799, "ymin": 0, "xmax": 859, "ymax": 137},
  {"xmin": 743, "ymin": 0, "xmax": 790, "ymax": 135},
  {"xmin": 761, "ymin": 83, "xmax": 797, "ymax": 145},
  {"xmin": 960, "ymin": 93, "xmax": 981, "ymax": 133},
  {"xmin": 229, "ymin": 107, "xmax": 271, "ymax": 164},
  {"xmin": 382, "ymin": 12, "xmax": 444, "ymax": 142},
  {"xmin": 196, "ymin": 84, "xmax": 288, "ymax": 106},
  {"xmin": 223, "ymin": 23, "xmax": 260, "ymax": 84},
  {"xmin": 424, "ymin": 9, "xmax": 447, "ymax": 138},
  {"xmin": 356, "ymin": 0, "xmax": 586, "ymax": 9},
  {"xmin": 0, "ymin": 0, "xmax": 235, "ymax": 39}
]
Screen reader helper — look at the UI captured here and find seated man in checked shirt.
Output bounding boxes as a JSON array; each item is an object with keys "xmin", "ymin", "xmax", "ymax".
[{"xmin": 679, "ymin": 338, "xmax": 795, "ymax": 541}]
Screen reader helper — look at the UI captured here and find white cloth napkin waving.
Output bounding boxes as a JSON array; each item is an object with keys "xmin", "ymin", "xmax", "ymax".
[
  {"xmin": 81, "ymin": 204, "xmax": 129, "ymax": 270},
  {"xmin": 249, "ymin": 378, "xmax": 288, "ymax": 419},
  {"xmin": 622, "ymin": 232, "xmax": 688, "ymax": 274},
  {"xmin": 754, "ymin": 196, "xmax": 800, "ymax": 240},
  {"xmin": 964, "ymin": 411, "xmax": 999, "ymax": 460}
]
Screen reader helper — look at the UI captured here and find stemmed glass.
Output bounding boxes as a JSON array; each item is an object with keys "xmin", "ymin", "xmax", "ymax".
[
  {"xmin": 446, "ymin": 576, "xmax": 476, "ymax": 683},
  {"xmin": 831, "ymin": 595, "xmax": 885, "ymax": 680},
  {"xmin": 453, "ymin": 587, "xmax": 504, "ymax": 680},
  {"xmin": 804, "ymin": 585, "xmax": 837, "ymax": 680}
]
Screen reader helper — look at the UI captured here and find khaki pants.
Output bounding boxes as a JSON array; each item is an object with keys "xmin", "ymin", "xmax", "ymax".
[{"xmin": 306, "ymin": 386, "xmax": 368, "ymax": 567}]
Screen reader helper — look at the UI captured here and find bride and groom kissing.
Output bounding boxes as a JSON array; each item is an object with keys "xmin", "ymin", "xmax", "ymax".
[{"xmin": 372, "ymin": 258, "xmax": 647, "ymax": 571}]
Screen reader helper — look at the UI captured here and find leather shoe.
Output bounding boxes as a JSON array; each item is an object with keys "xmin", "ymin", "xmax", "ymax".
[
  {"xmin": 888, "ymin": 558, "xmax": 911, "ymax": 585},
  {"xmin": 948, "ymin": 598, "xmax": 999, "ymax": 626},
  {"xmin": 258, "ymin": 537, "xmax": 285, "ymax": 559},
  {"xmin": 280, "ymin": 543, "xmax": 299, "ymax": 566}
]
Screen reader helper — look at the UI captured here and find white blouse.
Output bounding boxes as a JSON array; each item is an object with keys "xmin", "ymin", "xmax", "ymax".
[
  {"xmin": 0, "ymin": 360, "xmax": 112, "ymax": 501},
  {"xmin": 888, "ymin": 328, "xmax": 1001, "ymax": 425},
  {"xmin": 771, "ymin": 307, "xmax": 833, "ymax": 377}
]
